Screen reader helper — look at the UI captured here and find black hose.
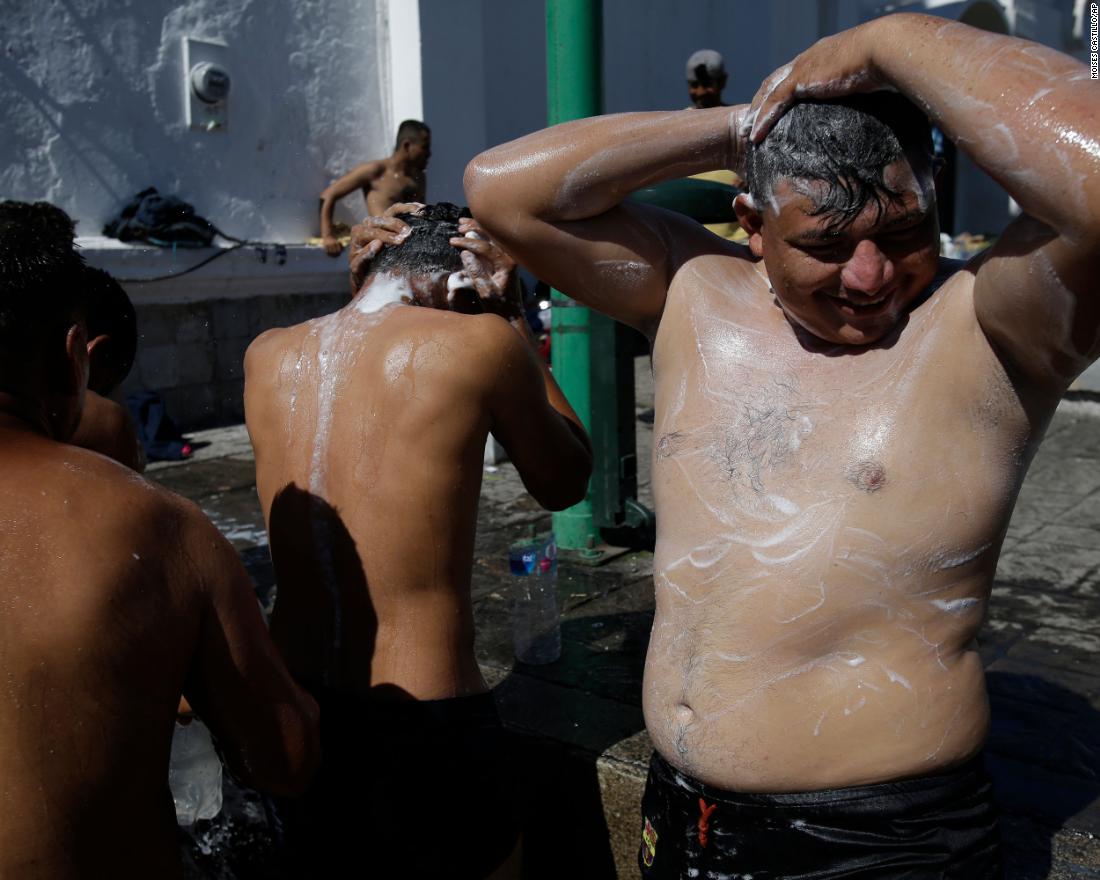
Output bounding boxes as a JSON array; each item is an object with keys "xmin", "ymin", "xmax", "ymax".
[{"xmin": 112, "ymin": 224, "xmax": 283, "ymax": 283}]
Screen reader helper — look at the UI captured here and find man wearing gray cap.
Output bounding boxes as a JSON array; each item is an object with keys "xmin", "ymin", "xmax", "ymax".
[
  {"xmin": 685, "ymin": 49, "xmax": 727, "ymax": 109},
  {"xmin": 684, "ymin": 49, "xmax": 745, "ymax": 241}
]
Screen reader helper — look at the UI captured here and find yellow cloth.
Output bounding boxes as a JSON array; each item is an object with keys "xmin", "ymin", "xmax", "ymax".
[
  {"xmin": 690, "ymin": 170, "xmax": 748, "ymax": 243},
  {"xmin": 306, "ymin": 234, "xmax": 352, "ymax": 248},
  {"xmin": 306, "ymin": 221, "xmax": 352, "ymax": 248}
]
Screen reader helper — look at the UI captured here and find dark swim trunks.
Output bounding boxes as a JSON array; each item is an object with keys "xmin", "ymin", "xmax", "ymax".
[
  {"xmin": 273, "ymin": 689, "xmax": 519, "ymax": 879},
  {"xmin": 639, "ymin": 751, "xmax": 1002, "ymax": 879}
]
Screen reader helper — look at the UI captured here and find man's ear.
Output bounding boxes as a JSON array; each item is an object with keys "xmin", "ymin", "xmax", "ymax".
[
  {"xmin": 86, "ymin": 332, "xmax": 110, "ymax": 365},
  {"xmin": 733, "ymin": 192, "xmax": 765, "ymax": 258},
  {"xmin": 64, "ymin": 323, "xmax": 90, "ymax": 395}
]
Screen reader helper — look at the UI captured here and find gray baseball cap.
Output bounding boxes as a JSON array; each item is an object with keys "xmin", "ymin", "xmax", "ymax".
[{"xmin": 686, "ymin": 49, "xmax": 726, "ymax": 83}]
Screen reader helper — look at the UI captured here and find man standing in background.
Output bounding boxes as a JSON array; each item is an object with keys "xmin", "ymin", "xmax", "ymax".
[
  {"xmin": 685, "ymin": 49, "xmax": 728, "ymax": 110},
  {"xmin": 683, "ymin": 50, "xmax": 746, "ymax": 243}
]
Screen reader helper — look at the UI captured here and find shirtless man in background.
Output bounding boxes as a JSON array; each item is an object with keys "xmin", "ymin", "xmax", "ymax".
[
  {"xmin": 0, "ymin": 206, "xmax": 319, "ymax": 878},
  {"xmin": 245, "ymin": 202, "xmax": 591, "ymax": 878},
  {"xmin": 317, "ymin": 119, "xmax": 431, "ymax": 256},
  {"xmin": 467, "ymin": 14, "xmax": 1099, "ymax": 877}
]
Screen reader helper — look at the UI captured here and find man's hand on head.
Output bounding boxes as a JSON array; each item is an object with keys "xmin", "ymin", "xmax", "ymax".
[
  {"xmin": 449, "ymin": 218, "xmax": 522, "ymax": 323},
  {"xmin": 744, "ymin": 22, "xmax": 888, "ymax": 144},
  {"xmin": 347, "ymin": 202, "xmax": 424, "ymax": 292}
]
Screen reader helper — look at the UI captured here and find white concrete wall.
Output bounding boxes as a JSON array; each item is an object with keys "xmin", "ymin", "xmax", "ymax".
[{"xmin": 0, "ymin": 0, "xmax": 396, "ymax": 242}]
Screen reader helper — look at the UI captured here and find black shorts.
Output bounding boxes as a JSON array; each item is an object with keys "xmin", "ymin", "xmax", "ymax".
[
  {"xmin": 272, "ymin": 689, "xmax": 519, "ymax": 879},
  {"xmin": 639, "ymin": 751, "xmax": 1002, "ymax": 879}
]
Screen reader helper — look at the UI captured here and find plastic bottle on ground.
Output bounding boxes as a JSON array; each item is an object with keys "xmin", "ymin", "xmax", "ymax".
[{"xmin": 510, "ymin": 530, "xmax": 562, "ymax": 665}]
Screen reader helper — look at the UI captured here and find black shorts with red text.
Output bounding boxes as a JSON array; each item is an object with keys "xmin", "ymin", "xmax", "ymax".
[{"xmin": 638, "ymin": 750, "xmax": 1002, "ymax": 879}]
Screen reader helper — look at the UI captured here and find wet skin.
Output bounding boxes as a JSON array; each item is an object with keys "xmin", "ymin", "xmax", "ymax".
[
  {"xmin": 466, "ymin": 13, "xmax": 1100, "ymax": 791},
  {"xmin": 244, "ymin": 261, "xmax": 590, "ymax": 700},
  {"xmin": 0, "ymin": 386, "xmax": 318, "ymax": 876}
]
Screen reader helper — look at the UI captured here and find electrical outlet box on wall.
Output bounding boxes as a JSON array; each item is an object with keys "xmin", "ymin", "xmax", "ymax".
[{"xmin": 183, "ymin": 37, "xmax": 230, "ymax": 133}]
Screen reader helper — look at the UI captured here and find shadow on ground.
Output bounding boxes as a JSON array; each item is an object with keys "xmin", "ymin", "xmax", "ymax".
[{"xmin": 988, "ymin": 669, "xmax": 1100, "ymax": 879}]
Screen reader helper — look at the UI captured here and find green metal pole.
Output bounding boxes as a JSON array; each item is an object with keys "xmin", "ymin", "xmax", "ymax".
[{"xmin": 547, "ymin": 0, "xmax": 602, "ymax": 550}]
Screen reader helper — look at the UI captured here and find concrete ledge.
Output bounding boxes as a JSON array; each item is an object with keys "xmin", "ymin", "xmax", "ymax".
[
  {"xmin": 78, "ymin": 236, "xmax": 346, "ymax": 304},
  {"xmin": 77, "ymin": 238, "xmax": 350, "ymax": 430}
]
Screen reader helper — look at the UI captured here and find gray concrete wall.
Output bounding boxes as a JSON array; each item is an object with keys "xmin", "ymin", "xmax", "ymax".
[
  {"xmin": 420, "ymin": 0, "xmax": 1081, "ymax": 237},
  {"xmin": 120, "ymin": 291, "xmax": 346, "ymax": 431},
  {"xmin": 83, "ymin": 239, "xmax": 348, "ymax": 431}
]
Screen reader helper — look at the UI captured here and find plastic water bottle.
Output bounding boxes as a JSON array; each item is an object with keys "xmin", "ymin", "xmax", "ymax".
[
  {"xmin": 510, "ymin": 531, "xmax": 561, "ymax": 665},
  {"xmin": 169, "ymin": 719, "xmax": 223, "ymax": 825}
]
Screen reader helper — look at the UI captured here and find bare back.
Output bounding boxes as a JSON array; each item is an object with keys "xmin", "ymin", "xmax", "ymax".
[
  {"xmin": 0, "ymin": 436, "xmax": 198, "ymax": 878},
  {"xmin": 0, "ymin": 413, "xmax": 317, "ymax": 877},
  {"xmin": 246, "ymin": 303, "xmax": 499, "ymax": 700},
  {"xmin": 645, "ymin": 252, "xmax": 1042, "ymax": 791}
]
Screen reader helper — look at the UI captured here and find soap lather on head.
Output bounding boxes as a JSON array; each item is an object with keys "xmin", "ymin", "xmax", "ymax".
[
  {"xmin": 734, "ymin": 94, "xmax": 942, "ymax": 347},
  {"xmin": 743, "ymin": 93, "xmax": 935, "ymax": 231},
  {"xmin": 364, "ymin": 202, "xmax": 484, "ymax": 312}
]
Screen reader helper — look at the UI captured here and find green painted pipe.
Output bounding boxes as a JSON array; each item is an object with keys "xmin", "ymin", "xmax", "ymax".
[{"xmin": 547, "ymin": 0, "xmax": 602, "ymax": 551}]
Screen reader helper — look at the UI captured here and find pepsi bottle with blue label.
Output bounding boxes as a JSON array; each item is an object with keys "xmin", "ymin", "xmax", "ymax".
[{"xmin": 509, "ymin": 531, "xmax": 561, "ymax": 664}]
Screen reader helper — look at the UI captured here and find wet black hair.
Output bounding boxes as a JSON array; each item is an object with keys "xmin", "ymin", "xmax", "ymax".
[
  {"xmin": 369, "ymin": 201, "xmax": 472, "ymax": 278},
  {"xmin": 0, "ymin": 201, "xmax": 87, "ymax": 360},
  {"xmin": 394, "ymin": 119, "xmax": 430, "ymax": 151},
  {"xmin": 745, "ymin": 93, "xmax": 934, "ymax": 232},
  {"xmin": 0, "ymin": 199, "xmax": 77, "ymax": 249},
  {"xmin": 84, "ymin": 267, "xmax": 137, "ymax": 392}
]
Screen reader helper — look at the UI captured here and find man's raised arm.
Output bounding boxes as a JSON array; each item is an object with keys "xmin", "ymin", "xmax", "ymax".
[
  {"xmin": 464, "ymin": 108, "xmax": 748, "ymax": 333},
  {"xmin": 319, "ymin": 162, "xmax": 382, "ymax": 256},
  {"xmin": 749, "ymin": 13, "xmax": 1100, "ymax": 394}
]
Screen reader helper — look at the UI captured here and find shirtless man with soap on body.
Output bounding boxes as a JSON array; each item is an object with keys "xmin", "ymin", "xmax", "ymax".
[
  {"xmin": 467, "ymin": 14, "xmax": 1100, "ymax": 877},
  {"xmin": 245, "ymin": 202, "xmax": 591, "ymax": 878}
]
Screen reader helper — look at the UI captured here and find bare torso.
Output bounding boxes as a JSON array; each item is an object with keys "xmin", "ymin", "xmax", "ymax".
[
  {"xmin": 363, "ymin": 160, "xmax": 425, "ymax": 217},
  {"xmin": 0, "ymin": 433, "xmax": 195, "ymax": 878},
  {"xmin": 246, "ymin": 300, "xmax": 494, "ymax": 699},
  {"xmin": 645, "ymin": 250, "xmax": 1042, "ymax": 791}
]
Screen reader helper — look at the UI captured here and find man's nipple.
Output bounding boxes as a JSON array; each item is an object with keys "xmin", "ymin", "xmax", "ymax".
[{"xmin": 847, "ymin": 459, "xmax": 887, "ymax": 493}]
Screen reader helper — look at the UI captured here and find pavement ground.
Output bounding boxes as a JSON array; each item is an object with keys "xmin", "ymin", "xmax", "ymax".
[{"xmin": 156, "ymin": 359, "xmax": 1100, "ymax": 880}]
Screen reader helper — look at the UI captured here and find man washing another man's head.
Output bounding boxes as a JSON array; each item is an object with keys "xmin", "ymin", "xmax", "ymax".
[{"xmin": 245, "ymin": 202, "xmax": 592, "ymax": 879}]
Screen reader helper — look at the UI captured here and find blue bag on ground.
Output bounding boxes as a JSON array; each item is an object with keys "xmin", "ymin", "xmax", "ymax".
[{"xmin": 126, "ymin": 390, "xmax": 192, "ymax": 461}]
